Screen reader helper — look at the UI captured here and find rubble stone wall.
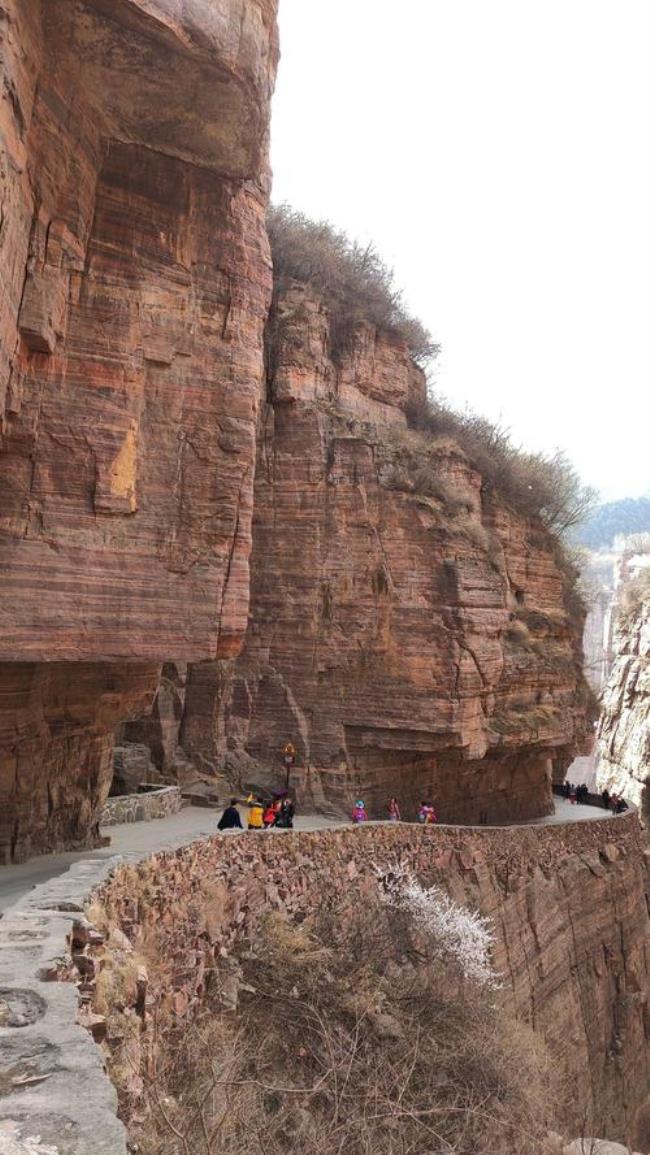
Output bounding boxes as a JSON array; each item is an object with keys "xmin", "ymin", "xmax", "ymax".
[
  {"xmin": 93, "ymin": 813, "xmax": 650, "ymax": 1145},
  {"xmin": 100, "ymin": 785, "xmax": 182, "ymax": 827}
]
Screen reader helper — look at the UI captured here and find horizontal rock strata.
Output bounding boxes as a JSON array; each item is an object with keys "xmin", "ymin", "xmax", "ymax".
[
  {"xmin": 0, "ymin": 0, "xmax": 278, "ymax": 858},
  {"xmin": 0, "ymin": 662, "xmax": 159, "ymax": 862},
  {"xmin": 180, "ymin": 284, "xmax": 591, "ymax": 822}
]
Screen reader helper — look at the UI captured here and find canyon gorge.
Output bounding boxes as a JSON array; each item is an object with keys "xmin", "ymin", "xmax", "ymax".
[
  {"xmin": 0, "ymin": 0, "xmax": 595, "ymax": 858},
  {"xmin": 1, "ymin": 2, "xmax": 649, "ymax": 1154}
]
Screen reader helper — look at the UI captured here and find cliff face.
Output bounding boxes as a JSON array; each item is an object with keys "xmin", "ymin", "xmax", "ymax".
[
  {"xmin": 91, "ymin": 814, "xmax": 650, "ymax": 1145},
  {"xmin": 597, "ymin": 591, "xmax": 650, "ymax": 809},
  {"xmin": 180, "ymin": 283, "xmax": 591, "ymax": 822},
  {"xmin": 0, "ymin": 0, "xmax": 278, "ymax": 859}
]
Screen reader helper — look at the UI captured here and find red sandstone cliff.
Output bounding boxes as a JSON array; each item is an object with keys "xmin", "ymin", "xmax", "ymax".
[
  {"xmin": 0, "ymin": 0, "xmax": 278, "ymax": 860},
  {"xmin": 179, "ymin": 281, "xmax": 592, "ymax": 822}
]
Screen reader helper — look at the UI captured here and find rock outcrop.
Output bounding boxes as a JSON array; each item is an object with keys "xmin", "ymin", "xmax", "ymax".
[
  {"xmin": 180, "ymin": 282, "xmax": 591, "ymax": 822},
  {"xmin": 597, "ymin": 584, "xmax": 650, "ymax": 809},
  {"xmin": 0, "ymin": 0, "xmax": 278, "ymax": 859},
  {"xmin": 118, "ymin": 662, "xmax": 188, "ymax": 778}
]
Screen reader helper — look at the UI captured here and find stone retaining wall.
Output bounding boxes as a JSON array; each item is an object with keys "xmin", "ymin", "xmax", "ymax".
[
  {"xmin": 101, "ymin": 785, "xmax": 182, "ymax": 827},
  {"xmin": 1, "ymin": 813, "xmax": 649, "ymax": 1153},
  {"xmin": 0, "ymin": 857, "xmax": 130, "ymax": 1154}
]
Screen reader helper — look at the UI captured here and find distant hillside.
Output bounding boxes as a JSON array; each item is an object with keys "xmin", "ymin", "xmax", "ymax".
[{"xmin": 576, "ymin": 496, "xmax": 650, "ymax": 549}]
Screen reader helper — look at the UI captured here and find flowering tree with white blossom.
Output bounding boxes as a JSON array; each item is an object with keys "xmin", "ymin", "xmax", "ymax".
[{"xmin": 376, "ymin": 863, "xmax": 501, "ymax": 989}]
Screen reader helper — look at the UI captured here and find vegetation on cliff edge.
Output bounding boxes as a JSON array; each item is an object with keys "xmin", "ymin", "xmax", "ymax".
[
  {"xmin": 109, "ymin": 879, "xmax": 552, "ymax": 1155},
  {"xmin": 405, "ymin": 393, "xmax": 598, "ymax": 536},
  {"xmin": 268, "ymin": 204, "xmax": 440, "ymax": 367},
  {"xmin": 268, "ymin": 205, "xmax": 596, "ymax": 539}
]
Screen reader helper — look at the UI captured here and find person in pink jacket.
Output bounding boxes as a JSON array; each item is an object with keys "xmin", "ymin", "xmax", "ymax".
[{"xmin": 351, "ymin": 799, "xmax": 368, "ymax": 824}]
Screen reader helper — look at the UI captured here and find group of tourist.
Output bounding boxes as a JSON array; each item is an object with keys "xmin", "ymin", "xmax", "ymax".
[
  {"xmin": 562, "ymin": 781, "xmax": 590, "ymax": 804},
  {"xmin": 351, "ymin": 797, "xmax": 438, "ymax": 825},
  {"xmin": 217, "ymin": 793, "xmax": 295, "ymax": 832},
  {"xmin": 600, "ymin": 788, "xmax": 628, "ymax": 814},
  {"xmin": 561, "ymin": 780, "xmax": 628, "ymax": 814},
  {"xmin": 219, "ymin": 778, "xmax": 631, "ymax": 835}
]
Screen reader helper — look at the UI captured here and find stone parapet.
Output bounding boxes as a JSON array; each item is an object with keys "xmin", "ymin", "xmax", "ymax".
[
  {"xmin": 1, "ymin": 815, "xmax": 648, "ymax": 1151},
  {"xmin": 101, "ymin": 785, "xmax": 183, "ymax": 827}
]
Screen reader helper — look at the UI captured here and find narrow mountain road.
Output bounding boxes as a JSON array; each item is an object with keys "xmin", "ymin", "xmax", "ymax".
[{"xmin": 0, "ymin": 796, "xmax": 616, "ymax": 913}]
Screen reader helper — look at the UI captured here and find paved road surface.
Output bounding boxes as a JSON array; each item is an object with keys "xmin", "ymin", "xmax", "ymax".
[
  {"xmin": 0, "ymin": 809, "xmax": 342, "ymax": 912},
  {"xmin": 0, "ymin": 796, "xmax": 614, "ymax": 913}
]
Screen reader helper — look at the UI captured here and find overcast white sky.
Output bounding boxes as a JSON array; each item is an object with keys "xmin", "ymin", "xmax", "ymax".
[{"xmin": 270, "ymin": 0, "xmax": 650, "ymax": 502}]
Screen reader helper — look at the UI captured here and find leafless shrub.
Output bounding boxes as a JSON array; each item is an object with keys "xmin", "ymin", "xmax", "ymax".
[
  {"xmin": 267, "ymin": 204, "xmax": 440, "ymax": 367},
  {"xmin": 405, "ymin": 393, "xmax": 597, "ymax": 535},
  {"xmin": 125, "ymin": 903, "xmax": 552, "ymax": 1155}
]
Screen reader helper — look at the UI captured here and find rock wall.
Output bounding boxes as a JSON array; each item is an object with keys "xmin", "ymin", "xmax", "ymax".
[
  {"xmin": 180, "ymin": 283, "xmax": 591, "ymax": 822},
  {"xmin": 118, "ymin": 662, "xmax": 188, "ymax": 776},
  {"xmin": 597, "ymin": 591, "xmax": 650, "ymax": 809},
  {"xmin": 0, "ymin": 0, "xmax": 278, "ymax": 859},
  {"xmin": 90, "ymin": 813, "xmax": 650, "ymax": 1145},
  {"xmin": 0, "ymin": 662, "xmax": 158, "ymax": 862}
]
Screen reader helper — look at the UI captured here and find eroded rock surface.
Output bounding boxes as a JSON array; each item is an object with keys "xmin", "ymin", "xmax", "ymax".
[
  {"xmin": 0, "ymin": 663, "xmax": 159, "ymax": 862},
  {"xmin": 597, "ymin": 593, "xmax": 650, "ymax": 809},
  {"xmin": 180, "ymin": 284, "xmax": 591, "ymax": 822},
  {"xmin": 0, "ymin": 0, "xmax": 278, "ymax": 859}
]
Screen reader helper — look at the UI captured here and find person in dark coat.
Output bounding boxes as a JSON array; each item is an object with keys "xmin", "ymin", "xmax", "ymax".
[
  {"xmin": 601, "ymin": 788, "xmax": 610, "ymax": 810},
  {"xmin": 276, "ymin": 798, "xmax": 295, "ymax": 829},
  {"xmin": 217, "ymin": 799, "xmax": 243, "ymax": 831}
]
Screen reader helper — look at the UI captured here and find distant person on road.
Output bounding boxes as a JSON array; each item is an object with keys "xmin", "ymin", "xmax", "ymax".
[
  {"xmin": 276, "ymin": 798, "xmax": 295, "ymax": 828},
  {"xmin": 387, "ymin": 797, "xmax": 401, "ymax": 822},
  {"xmin": 263, "ymin": 800, "xmax": 279, "ymax": 828},
  {"xmin": 569, "ymin": 785, "xmax": 577, "ymax": 805},
  {"xmin": 352, "ymin": 800, "xmax": 368, "ymax": 824},
  {"xmin": 245, "ymin": 794, "xmax": 265, "ymax": 831},
  {"xmin": 562, "ymin": 781, "xmax": 571, "ymax": 799},
  {"xmin": 616, "ymin": 796, "xmax": 628, "ymax": 814},
  {"xmin": 418, "ymin": 801, "xmax": 437, "ymax": 825},
  {"xmin": 601, "ymin": 788, "xmax": 610, "ymax": 810},
  {"xmin": 217, "ymin": 799, "xmax": 243, "ymax": 832}
]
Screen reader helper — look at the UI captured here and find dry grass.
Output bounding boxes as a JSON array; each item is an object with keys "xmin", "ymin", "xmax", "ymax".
[
  {"xmin": 267, "ymin": 204, "xmax": 439, "ymax": 367},
  {"xmin": 405, "ymin": 393, "xmax": 597, "ymax": 536},
  {"xmin": 122, "ymin": 902, "xmax": 553, "ymax": 1155}
]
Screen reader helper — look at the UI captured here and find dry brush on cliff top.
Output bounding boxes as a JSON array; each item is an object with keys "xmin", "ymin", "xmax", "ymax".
[
  {"xmin": 405, "ymin": 393, "xmax": 598, "ymax": 537},
  {"xmin": 109, "ymin": 884, "xmax": 552, "ymax": 1155},
  {"xmin": 267, "ymin": 204, "xmax": 440, "ymax": 367},
  {"xmin": 268, "ymin": 205, "xmax": 596, "ymax": 539}
]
